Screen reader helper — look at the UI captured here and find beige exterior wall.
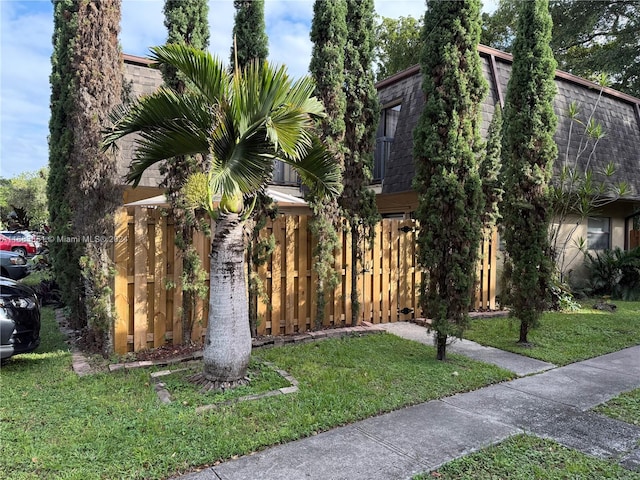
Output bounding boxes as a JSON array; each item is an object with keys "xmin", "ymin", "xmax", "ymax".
[{"xmin": 492, "ymin": 201, "xmax": 639, "ymax": 297}]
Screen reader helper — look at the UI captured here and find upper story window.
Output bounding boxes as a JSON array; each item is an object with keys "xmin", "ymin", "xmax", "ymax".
[
  {"xmin": 373, "ymin": 103, "xmax": 402, "ymax": 183},
  {"xmin": 587, "ymin": 217, "xmax": 611, "ymax": 250},
  {"xmin": 272, "ymin": 160, "xmax": 299, "ymax": 186}
]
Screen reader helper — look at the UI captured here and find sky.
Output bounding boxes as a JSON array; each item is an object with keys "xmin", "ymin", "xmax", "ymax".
[{"xmin": 0, "ymin": 0, "xmax": 497, "ymax": 180}]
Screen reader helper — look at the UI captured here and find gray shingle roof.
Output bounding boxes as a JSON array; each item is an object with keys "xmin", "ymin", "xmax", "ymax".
[{"xmin": 377, "ymin": 45, "xmax": 640, "ymax": 201}]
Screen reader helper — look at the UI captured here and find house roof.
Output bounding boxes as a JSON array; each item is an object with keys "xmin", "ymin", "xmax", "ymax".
[{"xmin": 377, "ymin": 44, "xmax": 640, "ymax": 202}]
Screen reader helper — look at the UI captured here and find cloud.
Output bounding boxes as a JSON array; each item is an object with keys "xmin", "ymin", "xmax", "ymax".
[
  {"xmin": 0, "ymin": 0, "xmax": 497, "ymax": 180},
  {"xmin": 0, "ymin": 1, "xmax": 53, "ymax": 178}
]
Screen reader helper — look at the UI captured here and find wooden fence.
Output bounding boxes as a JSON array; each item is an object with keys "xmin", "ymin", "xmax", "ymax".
[{"xmin": 113, "ymin": 207, "xmax": 497, "ymax": 353}]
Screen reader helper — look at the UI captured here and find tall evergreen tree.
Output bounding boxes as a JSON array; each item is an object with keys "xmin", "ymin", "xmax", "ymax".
[
  {"xmin": 481, "ymin": 104, "xmax": 504, "ymax": 232},
  {"xmin": 48, "ymin": 0, "xmax": 84, "ymax": 328},
  {"xmin": 341, "ymin": 0, "xmax": 380, "ymax": 325},
  {"xmin": 230, "ymin": 0, "xmax": 268, "ymax": 70},
  {"xmin": 230, "ymin": 0, "xmax": 271, "ymax": 337},
  {"xmin": 308, "ymin": 0, "xmax": 347, "ymax": 327},
  {"xmin": 413, "ymin": 0, "xmax": 487, "ymax": 361},
  {"xmin": 162, "ymin": 0, "xmax": 209, "ymax": 93},
  {"xmin": 161, "ymin": 0, "xmax": 210, "ymax": 344},
  {"xmin": 500, "ymin": 0, "xmax": 558, "ymax": 344},
  {"xmin": 69, "ymin": 0, "xmax": 123, "ymax": 353}
]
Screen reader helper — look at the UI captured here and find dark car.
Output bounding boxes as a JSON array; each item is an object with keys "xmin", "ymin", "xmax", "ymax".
[
  {"xmin": 0, "ymin": 250, "xmax": 30, "ymax": 281},
  {"xmin": 0, "ymin": 277, "xmax": 40, "ymax": 360}
]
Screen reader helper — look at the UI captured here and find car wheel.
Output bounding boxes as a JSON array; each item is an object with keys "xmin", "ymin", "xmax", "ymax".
[{"xmin": 12, "ymin": 247, "xmax": 27, "ymax": 257}]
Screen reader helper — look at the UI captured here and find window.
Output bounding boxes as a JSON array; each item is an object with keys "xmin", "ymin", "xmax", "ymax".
[
  {"xmin": 587, "ymin": 217, "xmax": 610, "ymax": 250},
  {"xmin": 373, "ymin": 103, "xmax": 401, "ymax": 182}
]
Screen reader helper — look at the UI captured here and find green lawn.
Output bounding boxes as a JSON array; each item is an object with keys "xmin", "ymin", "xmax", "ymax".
[
  {"xmin": 414, "ymin": 434, "xmax": 640, "ymax": 480},
  {"xmin": 464, "ymin": 301, "xmax": 640, "ymax": 365},
  {"xmin": 0, "ymin": 308, "xmax": 512, "ymax": 480},
  {"xmin": 595, "ymin": 388, "xmax": 640, "ymax": 426}
]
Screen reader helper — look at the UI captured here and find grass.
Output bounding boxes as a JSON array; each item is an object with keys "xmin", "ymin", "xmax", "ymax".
[
  {"xmin": 0, "ymin": 308, "xmax": 513, "ymax": 480},
  {"xmin": 414, "ymin": 434, "xmax": 640, "ymax": 479},
  {"xmin": 595, "ymin": 388, "xmax": 640, "ymax": 426},
  {"xmin": 157, "ymin": 359, "xmax": 290, "ymax": 408},
  {"xmin": 464, "ymin": 300, "xmax": 640, "ymax": 365}
]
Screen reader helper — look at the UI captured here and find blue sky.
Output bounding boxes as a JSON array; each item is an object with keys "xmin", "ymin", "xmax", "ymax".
[{"xmin": 0, "ymin": 0, "xmax": 497, "ymax": 180}]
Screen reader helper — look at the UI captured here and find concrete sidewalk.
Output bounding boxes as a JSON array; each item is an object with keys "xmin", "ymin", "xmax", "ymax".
[{"xmin": 175, "ymin": 330, "xmax": 640, "ymax": 480}]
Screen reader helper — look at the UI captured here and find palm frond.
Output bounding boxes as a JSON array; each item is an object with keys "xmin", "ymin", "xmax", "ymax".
[
  {"xmin": 281, "ymin": 137, "xmax": 343, "ymax": 199},
  {"xmin": 103, "ymin": 87, "xmax": 216, "ymax": 186},
  {"xmin": 149, "ymin": 44, "xmax": 229, "ymax": 103}
]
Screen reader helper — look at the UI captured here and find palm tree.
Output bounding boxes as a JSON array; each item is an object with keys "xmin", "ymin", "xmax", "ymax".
[{"xmin": 103, "ymin": 44, "xmax": 341, "ymax": 389}]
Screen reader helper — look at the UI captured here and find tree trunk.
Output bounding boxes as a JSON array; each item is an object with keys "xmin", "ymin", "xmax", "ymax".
[
  {"xmin": 202, "ymin": 213, "xmax": 252, "ymax": 384},
  {"xmin": 436, "ymin": 332, "xmax": 447, "ymax": 361},
  {"xmin": 518, "ymin": 321, "xmax": 529, "ymax": 344}
]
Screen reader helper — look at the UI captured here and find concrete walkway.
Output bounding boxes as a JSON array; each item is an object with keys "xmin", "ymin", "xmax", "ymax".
[
  {"xmin": 380, "ymin": 322, "xmax": 556, "ymax": 376},
  {"xmin": 175, "ymin": 326, "xmax": 640, "ymax": 480}
]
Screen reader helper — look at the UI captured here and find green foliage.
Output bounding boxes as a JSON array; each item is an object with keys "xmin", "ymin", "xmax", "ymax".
[
  {"xmin": 374, "ymin": 15, "xmax": 422, "ymax": 81},
  {"xmin": 104, "ymin": 45, "xmax": 342, "ymax": 206},
  {"xmin": 585, "ymin": 247, "xmax": 640, "ymax": 301},
  {"xmin": 465, "ymin": 300, "xmax": 640, "ymax": 365},
  {"xmin": 482, "ymin": 0, "xmax": 640, "ymax": 98},
  {"xmin": 0, "ymin": 168, "xmax": 49, "ymax": 230},
  {"xmin": 499, "ymin": 0, "xmax": 558, "ymax": 343},
  {"xmin": 161, "ymin": 0, "xmax": 209, "ymax": 93},
  {"xmin": 418, "ymin": 434, "xmax": 640, "ymax": 480},
  {"xmin": 480, "ymin": 0, "xmax": 519, "ymax": 52},
  {"xmin": 48, "ymin": 0, "xmax": 84, "ymax": 328},
  {"xmin": 230, "ymin": 0, "xmax": 268, "ymax": 70},
  {"xmin": 308, "ymin": 201, "xmax": 341, "ymax": 329},
  {"xmin": 595, "ymin": 388, "xmax": 640, "ymax": 427},
  {"xmin": 0, "ymin": 315, "xmax": 512, "ymax": 480},
  {"xmin": 157, "ymin": 359, "xmax": 290, "ymax": 408},
  {"xmin": 66, "ymin": 0, "xmax": 123, "ymax": 353},
  {"xmin": 548, "ymin": 87, "xmax": 629, "ymax": 283},
  {"xmin": 341, "ymin": 0, "xmax": 381, "ymax": 323},
  {"xmin": 480, "ymin": 104, "xmax": 503, "ymax": 232},
  {"xmin": 309, "ymin": 0, "xmax": 347, "ymax": 327},
  {"xmin": 161, "ymin": 0, "xmax": 210, "ymax": 344},
  {"xmin": 550, "ymin": 0, "xmax": 640, "ymax": 98},
  {"xmin": 412, "ymin": 0, "xmax": 487, "ymax": 360}
]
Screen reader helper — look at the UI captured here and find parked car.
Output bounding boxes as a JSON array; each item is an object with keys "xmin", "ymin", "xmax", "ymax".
[
  {"xmin": 0, "ymin": 277, "xmax": 41, "ymax": 360},
  {"xmin": 0, "ymin": 251, "xmax": 30, "ymax": 281},
  {"xmin": 0, "ymin": 231, "xmax": 39, "ymax": 255}
]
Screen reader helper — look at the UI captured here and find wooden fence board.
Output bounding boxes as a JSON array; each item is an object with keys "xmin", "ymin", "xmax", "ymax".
[
  {"xmin": 133, "ymin": 207, "xmax": 149, "ymax": 351},
  {"xmin": 112, "ymin": 209, "xmax": 498, "ymax": 352},
  {"xmin": 114, "ymin": 208, "xmax": 129, "ymax": 354}
]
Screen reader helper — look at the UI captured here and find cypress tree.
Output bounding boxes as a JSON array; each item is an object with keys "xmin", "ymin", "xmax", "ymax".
[
  {"xmin": 161, "ymin": 0, "xmax": 210, "ymax": 344},
  {"xmin": 308, "ymin": 0, "xmax": 347, "ymax": 328},
  {"xmin": 413, "ymin": 0, "xmax": 487, "ymax": 361},
  {"xmin": 341, "ymin": 0, "xmax": 380, "ymax": 325},
  {"xmin": 229, "ymin": 0, "xmax": 270, "ymax": 336},
  {"xmin": 68, "ymin": 0, "xmax": 123, "ymax": 353},
  {"xmin": 500, "ymin": 0, "xmax": 558, "ymax": 344},
  {"xmin": 162, "ymin": 0, "xmax": 209, "ymax": 93},
  {"xmin": 48, "ymin": 0, "xmax": 84, "ymax": 328},
  {"xmin": 481, "ymin": 104, "xmax": 504, "ymax": 232},
  {"xmin": 230, "ymin": 0, "xmax": 268, "ymax": 70}
]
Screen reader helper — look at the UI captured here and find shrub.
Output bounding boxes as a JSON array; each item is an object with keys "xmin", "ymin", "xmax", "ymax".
[{"xmin": 585, "ymin": 247, "xmax": 640, "ymax": 300}]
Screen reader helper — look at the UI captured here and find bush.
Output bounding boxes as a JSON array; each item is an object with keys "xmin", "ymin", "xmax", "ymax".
[{"xmin": 585, "ymin": 247, "xmax": 640, "ymax": 300}]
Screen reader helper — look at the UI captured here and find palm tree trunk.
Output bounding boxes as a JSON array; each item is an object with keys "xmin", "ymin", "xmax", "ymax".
[{"xmin": 202, "ymin": 213, "xmax": 252, "ymax": 384}]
